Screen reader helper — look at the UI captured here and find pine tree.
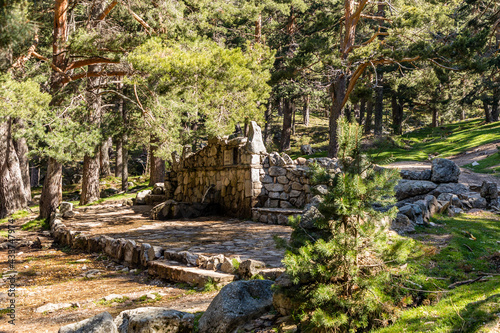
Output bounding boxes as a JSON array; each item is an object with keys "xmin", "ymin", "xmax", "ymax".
[{"xmin": 280, "ymin": 117, "xmax": 404, "ymax": 332}]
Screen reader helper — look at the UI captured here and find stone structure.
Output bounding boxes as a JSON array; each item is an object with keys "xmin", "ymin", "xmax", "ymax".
[{"xmin": 160, "ymin": 122, "xmax": 337, "ymax": 218}]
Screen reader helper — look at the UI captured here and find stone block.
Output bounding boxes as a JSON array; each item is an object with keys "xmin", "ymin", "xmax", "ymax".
[{"xmin": 268, "ymin": 166, "xmax": 286, "ymax": 177}]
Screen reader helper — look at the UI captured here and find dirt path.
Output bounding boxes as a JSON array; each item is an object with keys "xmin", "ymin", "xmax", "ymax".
[
  {"xmin": 0, "ymin": 216, "xmax": 217, "ymax": 333},
  {"xmin": 386, "ymin": 141, "xmax": 500, "ymax": 189}
]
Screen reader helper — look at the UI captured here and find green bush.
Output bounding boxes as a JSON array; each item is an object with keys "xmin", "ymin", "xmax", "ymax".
[{"xmin": 281, "ymin": 117, "xmax": 406, "ymax": 332}]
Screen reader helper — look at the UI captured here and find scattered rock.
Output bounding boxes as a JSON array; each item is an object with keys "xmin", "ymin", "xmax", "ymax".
[
  {"xmin": 395, "ymin": 180, "xmax": 438, "ymax": 200},
  {"xmin": 114, "ymin": 307, "xmax": 194, "ymax": 333},
  {"xmin": 37, "ymin": 302, "xmax": 73, "ymax": 313},
  {"xmin": 59, "ymin": 202, "xmax": 73, "ymax": 215},
  {"xmin": 103, "ymin": 294, "xmax": 124, "ymax": 302},
  {"xmin": 300, "ymin": 145, "xmax": 314, "ymax": 155},
  {"xmin": 198, "ymin": 280, "xmax": 274, "ymax": 333},
  {"xmin": 391, "ymin": 214, "xmax": 415, "ymax": 233},
  {"xmin": 238, "ymin": 259, "xmax": 266, "ymax": 278},
  {"xmin": 135, "ymin": 190, "xmax": 152, "ymax": 205},
  {"xmin": 400, "ymin": 169, "xmax": 431, "ymax": 181},
  {"xmin": 431, "ymin": 158, "xmax": 460, "ymax": 183},
  {"xmin": 480, "ymin": 181, "xmax": 498, "ymax": 206},
  {"xmin": 58, "ymin": 312, "xmax": 117, "ymax": 333}
]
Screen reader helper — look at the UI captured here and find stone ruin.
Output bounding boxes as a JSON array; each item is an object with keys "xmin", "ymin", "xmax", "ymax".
[
  {"xmin": 138, "ymin": 121, "xmax": 499, "ymax": 232},
  {"xmin": 143, "ymin": 121, "xmax": 341, "ymax": 224}
]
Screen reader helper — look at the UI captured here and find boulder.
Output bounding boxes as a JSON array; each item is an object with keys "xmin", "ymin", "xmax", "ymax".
[
  {"xmin": 114, "ymin": 307, "xmax": 194, "ymax": 333},
  {"xmin": 135, "ymin": 190, "xmax": 152, "ymax": 205},
  {"xmin": 437, "ymin": 193, "xmax": 462, "ymax": 208},
  {"xmin": 152, "ymin": 183, "xmax": 166, "ymax": 195},
  {"xmin": 300, "ymin": 145, "xmax": 314, "ymax": 155},
  {"xmin": 37, "ymin": 302, "xmax": 73, "ymax": 313},
  {"xmin": 299, "ymin": 206, "xmax": 324, "ymax": 229},
  {"xmin": 400, "ymin": 169, "xmax": 432, "ymax": 181},
  {"xmin": 272, "ymin": 273, "xmax": 296, "ymax": 316},
  {"xmin": 391, "ymin": 214, "xmax": 415, "ymax": 233},
  {"xmin": 399, "ymin": 204, "xmax": 424, "ymax": 225},
  {"xmin": 245, "ymin": 121, "xmax": 267, "ymax": 154},
  {"xmin": 281, "ymin": 153, "xmax": 294, "ymax": 165},
  {"xmin": 480, "ymin": 181, "xmax": 498, "ymax": 205},
  {"xmin": 431, "ymin": 158, "xmax": 460, "ymax": 183},
  {"xmin": 238, "ymin": 259, "xmax": 266, "ymax": 278},
  {"xmin": 59, "ymin": 202, "xmax": 73, "ymax": 215},
  {"xmin": 198, "ymin": 280, "xmax": 274, "ymax": 333},
  {"xmin": 394, "ymin": 180, "xmax": 438, "ymax": 200},
  {"xmin": 431, "ymin": 183, "xmax": 468, "ymax": 197},
  {"xmin": 59, "ymin": 312, "xmax": 117, "ymax": 333}
]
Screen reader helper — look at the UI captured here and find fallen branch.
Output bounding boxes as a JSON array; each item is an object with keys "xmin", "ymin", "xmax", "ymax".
[
  {"xmin": 400, "ymin": 285, "xmax": 449, "ymax": 293},
  {"xmin": 447, "ymin": 276, "xmax": 490, "ymax": 289},
  {"xmin": 463, "ymin": 244, "xmax": 473, "ymax": 252}
]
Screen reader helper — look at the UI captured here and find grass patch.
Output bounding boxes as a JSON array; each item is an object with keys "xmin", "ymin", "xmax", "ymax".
[
  {"xmin": 21, "ymin": 218, "xmax": 49, "ymax": 231},
  {"xmin": 136, "ymin": 293, "xmax": 162, "ymax": 303},
  {"xmin": 95, "ymin": 296, "xmax": 129, "ymax": 306},
  {"xmin": 202, "ymin": 278, "xmax": 219, "ymax": 292},
  {"xmin": 369, "ymin": 119, "xmax": 500, "ymax": 163},
  {"xmin": 463, "ymin": 151, "xmax": 500, "ymax": 176},
  {"xmin": 0, "ymin": 210, "xmax": 30, "ymax": 224},
  {"xmin": 374, "ymin": 212, "xmax": 500, "ymax": 332},
  {"xmin": 0, "ymin": 230, "xmax": 7, "ymax": 238}
]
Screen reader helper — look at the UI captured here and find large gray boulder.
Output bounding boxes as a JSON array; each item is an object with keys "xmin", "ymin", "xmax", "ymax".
[
  {"xmin": 246, "ymin": 121, "xmax": 267, "ymax": 154},
  {"xmin": 135, "ymin": 190, "xmax": 152, "ymax": 205},
  {"xmin": 114, "ymin": 307, "xmax": 194, "ymax": 333},
  {"xmin": 431, "ymin": 158, "xmax": 460, "ymax": 183},
  {"xmin": 198, "ymin": 280, "xmax": 274, "ymax": 333},
  {"xmin": 300, "ymin": 144, "xmax": 314, "ymax": 155},
  {"xmin": 400, "ymin": 169, "xmax": 431, "ymax": 181},
  {"xmin": 394, "ymin": 180, "xmax": 438, "ymax": 200},
  {"xmin": 391, "ymin": 214, "xmax": 415, "ymax": 233},
  {"xmin": 399, "ymin": 204, "xmax": 424, "ymax": 225},
  {"xmin": 431, "ymin": 183, "xmax": 468, "ymax": 197},
  {"xmin": 480, "ymin": 181, "xmax": 498, "ymax": 205},
  {"xmin": 59, "ymin": 312, "xmax": 117, "ymax": 333}
]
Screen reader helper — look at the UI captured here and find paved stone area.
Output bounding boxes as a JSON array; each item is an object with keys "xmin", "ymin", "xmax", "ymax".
[{"xmin": 67, "ymin": 205, "xmax": 292, "ymax": 267}]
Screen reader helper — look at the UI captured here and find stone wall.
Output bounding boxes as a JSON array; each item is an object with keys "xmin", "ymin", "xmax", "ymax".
[{"xmin": 162, "ymin": 122, "xmax": 339, "ymax": 218}]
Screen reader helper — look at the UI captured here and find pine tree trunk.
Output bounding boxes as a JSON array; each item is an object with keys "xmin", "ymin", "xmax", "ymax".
[
  {"xmin": 303, "ymin": 95, "xmax": 310, "ymax": 126},
  {"xmin": 39, "ymin": 157, "xmax": 62, "ymax": 219},
  {"xmin": 115, "ymin": 139, "xmax": 123, "ymax": 177},
  {"xmin": 280, "ymin": 99, "xmax": 293, "ymax": 152},
  {"xmin": 264, "ymin": 102, "xmax": 271, "ymax": 143},
  {"xmin": 359, "ymin": 98, "xmax": 366, "ymax": 125},
  {"xmin": 364, "ymin": 99, "xmax": 373, "ymax": 134},
  {"xmin": 100, "ymin": 137, "xmax": 112, "ymax": 177},
  {"xmin": 80, "ymin": 64, "xmax": 102, "ymax": 205},
  {"xmin": 121, "ymin": 96, "xmax": 129, "ymax": 191},
  {"xmin": 149, "ymin": 136, "xmax": 165, "ymax": 185},
  {"xmin": 491, "ymin": 88, "xmax": 499, "ymax": 122},
  {"xmin": 292, "ymin": 104, "xmax": 296, "ymax": 135},
  {"xmin": 374, "ymin": 76, "xmax": 384, "ymax": 135},
  {"xmin": 391, "ymin": 95, "xmax": 403, "ymax": 135},
  {"xmin": 0, "ymin": 119, "xmax": 29, "ymax": 218},
  {"xmin": 431, "ymin": 108, "xmax": 439, "ymax": 127},
  {"xmin": 30, "ymin": 162, "xmax": 40, "ymax": 188},
  {"xmin": 328, "ymin": 75, "xmax": 347, "ymax": 158},
  {"xmin": 483, "ymin": 100, "xmax": 491, "ymax": 123},
  {"xmin": 13, "ymin": 119, "xmax": 31, "ymax": 201}
]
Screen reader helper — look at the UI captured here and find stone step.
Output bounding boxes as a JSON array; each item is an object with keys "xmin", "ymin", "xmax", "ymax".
[
  {"xmin": 148, "ymin": 260, "xmax": 236, "ymax": 287},
  {"xmin": 251, "ymin": 207, "xmax": 303, "ymax": 225}
]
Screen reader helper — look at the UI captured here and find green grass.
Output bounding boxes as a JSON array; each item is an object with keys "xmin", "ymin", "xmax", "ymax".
[
  {"xmin": 0, "ymin": 230, "xmax": 7, "ymax": 238},
  {"xmin": 373, "ymin": 212, "xmax": 500, "ymax": 332},
  {"xmin": 0, "ymin": 210, "xmax": 30, "ymax": 224},
  {"xmin": 463, "ymin": 151, "xmax": 500, "ymax": 176},
  {"xmin": 369, "ymin": 119, "xmax": 500, "ymax": 163},
  {"xmin": 21, "ymin": 218, "xmax": 49, "ymax": 231}
]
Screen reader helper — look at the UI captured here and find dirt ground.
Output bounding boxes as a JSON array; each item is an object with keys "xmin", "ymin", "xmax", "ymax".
[
  {"xmin": 0, "ymin": 216, "xmax": 217, "ymax": 333},
  {"xmin": 387, "ymin": 141, "xmax": 500, "ymax": 189}
]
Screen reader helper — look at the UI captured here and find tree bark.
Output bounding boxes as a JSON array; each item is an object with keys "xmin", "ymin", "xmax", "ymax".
[
  {"xmin": 364, "ymin": 99, "xmax": 373, "ymax": 134},
  {"xmin": 115, "ymin": 139, "xmax": 123, "ymax": 177},
  {"xmin": 359, "ymin": 98, "xmax": 366, "ymax": 125},
  {"xmin": 303, "ymin": 95, "xmax": 310, "ymax": 126},
  {"xmin": 30, "ymin": 162, "xmax": 40, "ymax": 188},
  {"xmin": 280, "ymin": 99, "xmax": 293, "ymax": 152},
  {"xmin": 100, "ymin": 137, "xmax": 112, "ymax": 177},
  {"xmin": 80, "ymin": 64, "xmax": 102, "ymax": 205},
  {"xmin": 39, "ymin": 157, "xmax": 62, "ymax": 219},
  {"xmin": 0, "ymin": 119, "xmax": 29, "ymax": 218},
  {"xmin": 264, "ymin": 102, "xmax": 271, "ymax": 143},
  {"xmin": 483, "ymin": 100, "xmax": 491, "ymax": 123},
  {"xmin": 328, "ymin": 74, "xmax": 347, "ymax": 158},
  {"xmin": 431, "ymin": 108, "xmax": 439, "ymax": 127},
  {"xmin": 13, "ymin": 119, "xmax": 31, "ymax": 201},
  {"xmin": 121, "ymin": 95, "xmax": 129, "ymax": 191},
  {"xmin": 40, "ymin": 0, "xmax": 68, "ymax": 219},
  {"xmin": 491, "ymin": 88, "xmax": 499, "ymax": 122},
  {"xmin": 391, "ymin": 95, "xmax": 403, "ymax": 135},
  {"xmin": 149, "ymin": 136, "xmax": 165, "ymax": 185},
  {"xmin": 374, "ymin": 75, "xmax": 384, "ymax": 135}
]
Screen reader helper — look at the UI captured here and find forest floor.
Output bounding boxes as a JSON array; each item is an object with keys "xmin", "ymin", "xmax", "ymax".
[{"xmin": 0, "ymin": 213, "xmax": 218, "ymax": 333}]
